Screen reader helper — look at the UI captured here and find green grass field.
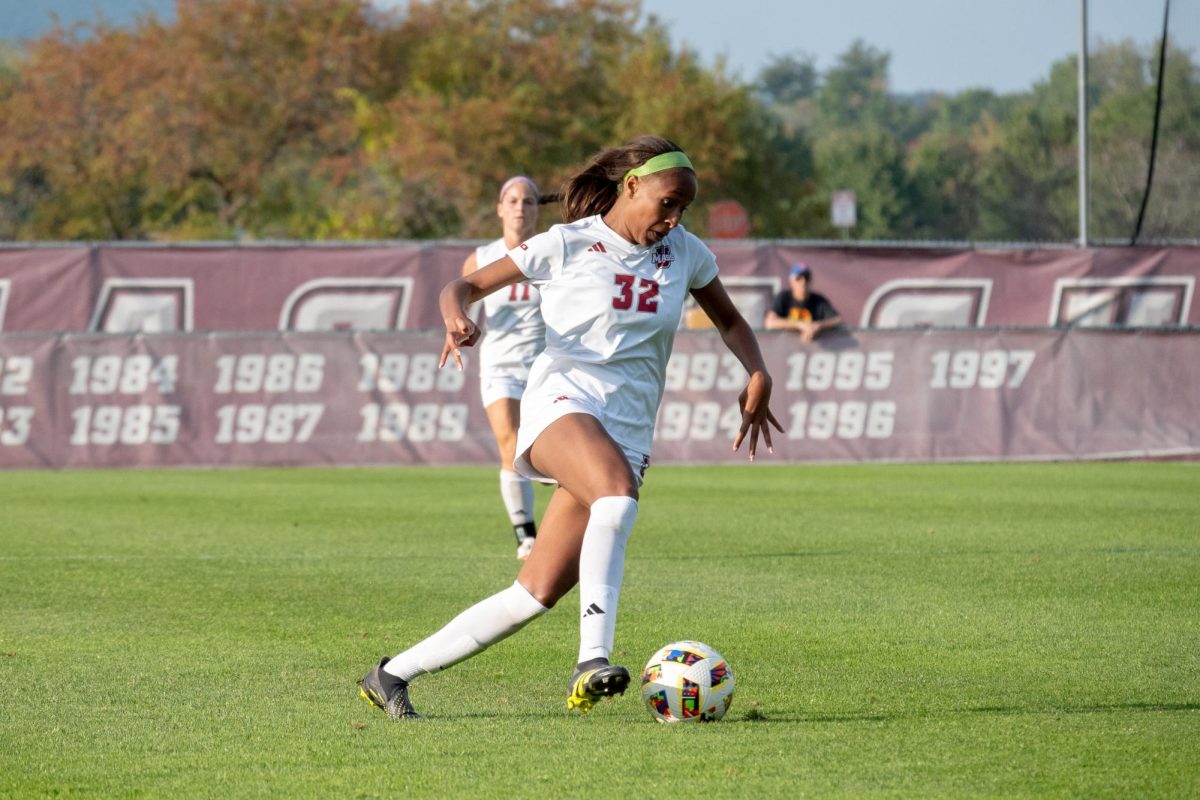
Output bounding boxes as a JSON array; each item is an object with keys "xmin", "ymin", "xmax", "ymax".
[{"xmin": 2, "ymin": 462, "xmax": 1198, "ymax": 798}]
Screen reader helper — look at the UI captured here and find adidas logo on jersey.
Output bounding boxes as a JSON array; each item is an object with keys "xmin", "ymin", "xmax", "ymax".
[{"xmin": 586, "ymin": 241, "xmax": 607, "ymax": 253}]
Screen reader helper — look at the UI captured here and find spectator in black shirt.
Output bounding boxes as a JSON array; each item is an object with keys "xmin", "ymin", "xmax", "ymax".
[{"xmin": 765, "ymin": 264, "xmax": 842, "ymax": 342}]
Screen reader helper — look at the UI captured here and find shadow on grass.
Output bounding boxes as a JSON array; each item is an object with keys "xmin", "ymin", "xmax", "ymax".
[
  {"xmin": 638, "ymin": 551, "xmax": 854, "ymax": 561},
  {"xmin": 735, "ymin": 701, "xmax": 1200, "ymax": 724},
  {"xmin": 355, "ymin": 701, "xmax": 1199, "ymax": 725},
  {"xmin": 363, "ymin": 709, "xmax": 632, "ymax": 722}
]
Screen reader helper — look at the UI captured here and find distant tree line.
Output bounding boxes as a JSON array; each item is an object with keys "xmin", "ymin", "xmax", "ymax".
[{"xmin": 0, "ymin": 0, "xmax": 1196, "ymax": 242}]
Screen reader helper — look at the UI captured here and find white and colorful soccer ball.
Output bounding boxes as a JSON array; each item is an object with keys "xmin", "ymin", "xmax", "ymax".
[{"xmin": 640, "ymin": 640, "xmax": 735, "ymax": 723}]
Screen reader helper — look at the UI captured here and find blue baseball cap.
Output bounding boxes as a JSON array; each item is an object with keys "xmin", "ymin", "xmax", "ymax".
[{"xmin": 790, "ymin": 263, "xmax": 812, "ymax": 280}]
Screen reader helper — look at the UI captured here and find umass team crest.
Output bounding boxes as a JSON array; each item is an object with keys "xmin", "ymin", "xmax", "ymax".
[{"xmin": 652, "ymin": 243, "xmax": 674, "ymax": 270}]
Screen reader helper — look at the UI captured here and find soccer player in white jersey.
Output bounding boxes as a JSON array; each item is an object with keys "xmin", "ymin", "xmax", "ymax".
[
  {"xmin": 359, "ymin": 135, "xmax": 782, "ymax": 719},
  {"xmin": 461, "ymin": 176, "xmax": 546, "ymax": 560}
]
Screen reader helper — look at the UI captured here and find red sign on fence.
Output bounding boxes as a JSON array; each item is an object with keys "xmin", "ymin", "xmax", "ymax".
[{"xmin": 706, "ymin": 200, "xmax": 751, "ymax": 239}]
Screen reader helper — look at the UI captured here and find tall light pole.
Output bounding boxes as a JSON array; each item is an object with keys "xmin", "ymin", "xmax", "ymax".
[{"xmin": 1078, "ymin": 0, "xmax": 1089, "ymax": 247}]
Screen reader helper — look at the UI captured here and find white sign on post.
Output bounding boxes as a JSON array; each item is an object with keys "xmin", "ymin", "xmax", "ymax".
[{"xmin": 832, "ymin": 190, "xmax": 857, "ymax": 229}]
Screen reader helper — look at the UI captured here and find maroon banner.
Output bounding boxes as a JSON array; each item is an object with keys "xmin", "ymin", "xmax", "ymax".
[
  {"xmin": 0, "ymin": 332, "xmax": 489, "ymax": 469},
  {"xmin": 2, "ymin": 329, "xmax": 1196, "ymax": 469},
  {"xmin": 660, "ymin": 329, "xmax": 1200, "ymax": 463},
  {"xmin": 0, "ymin": 243, "xmax": 1197, "ymax": 333}
]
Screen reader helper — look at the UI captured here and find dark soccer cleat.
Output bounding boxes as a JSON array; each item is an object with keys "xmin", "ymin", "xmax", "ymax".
[
  {"xmin": 358, "ymin": 657, "xmax": 423, "ymax": 720},
  {"xmin": 566, "ymin": 663, "xmax": 630, "ymax": 713}
]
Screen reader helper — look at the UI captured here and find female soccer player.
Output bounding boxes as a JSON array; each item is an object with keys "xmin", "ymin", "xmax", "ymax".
[
  {"xmin": 462, "ymin": 176, "xmax": 545, "ymax": 560},
  {"xmin": 359, "ymin": 135, "xmax": 782, "ymax": 719}
]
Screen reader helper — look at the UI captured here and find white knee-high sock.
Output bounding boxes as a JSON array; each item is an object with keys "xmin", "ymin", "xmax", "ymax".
[
  {"xmin": 499, "ymin": 469, "xmax": 535, "ymax": 528},
  {"xmin": 383, "ymin": 580, "xmax": 548, "ymax": 683},
  {"xmin": 577, "ymin": 495, "xmax": 639, "ymax": 663}
]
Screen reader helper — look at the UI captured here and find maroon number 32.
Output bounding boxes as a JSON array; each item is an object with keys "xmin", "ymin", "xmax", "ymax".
[{"xmin": 612, "ymin": 274, "xmax": 660, "ymax": 313}]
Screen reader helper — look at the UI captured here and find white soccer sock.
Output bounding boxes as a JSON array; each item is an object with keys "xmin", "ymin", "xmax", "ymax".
[
  {"xmin": 499, "ymin": 469, "xmax": 535, "ymax": 529},
  {"xmin": 383, "ymin": 580, "xmax": 548, "ymax": 683},
  {"xmin": 577, "ymin": 495, "xmax": 639, "ymax": 664}
]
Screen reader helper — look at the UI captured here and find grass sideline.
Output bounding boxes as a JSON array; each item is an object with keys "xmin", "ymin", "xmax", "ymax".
[{"xmin": 1, "ymin": 462, "xmax": 1197, "ymax": 798}]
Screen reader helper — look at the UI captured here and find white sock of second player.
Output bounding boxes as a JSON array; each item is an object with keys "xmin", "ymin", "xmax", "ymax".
[{"xmin": 499, "ymin": 469, "xmax": 535, "ymax": 537}]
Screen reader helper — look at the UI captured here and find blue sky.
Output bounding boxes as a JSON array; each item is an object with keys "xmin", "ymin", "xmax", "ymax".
[
  {"xmin": 2, "ymin": 0, "xmax": 1195, "ymax": 94},
  {"xmin": 639, "ymin": 0, "xmax": 1197, "ymax": 93}
]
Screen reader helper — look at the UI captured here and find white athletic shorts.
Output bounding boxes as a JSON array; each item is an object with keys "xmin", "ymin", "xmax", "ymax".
[
  {"xmin": 513, "ymin": 390, "xmax": 650, "ymax": 487},
  {"xmin": 480, "ymin": 373, "xmax": 527, "ymax": 408}
]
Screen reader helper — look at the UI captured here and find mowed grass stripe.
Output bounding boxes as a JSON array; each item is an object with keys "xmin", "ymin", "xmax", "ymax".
[{"xmin": 1, "ymin": 463, "xmax": 1197, "ymax": 798}]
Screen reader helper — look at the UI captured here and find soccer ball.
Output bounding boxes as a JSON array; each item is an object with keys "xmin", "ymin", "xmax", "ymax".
[{"xmin": 640, "ymin": 640, "xmax": 735, "ymax": 723}]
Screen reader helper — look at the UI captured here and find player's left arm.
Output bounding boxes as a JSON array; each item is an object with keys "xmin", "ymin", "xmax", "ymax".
[{"xmin": 690, "ymin": 278, "xmax": 784, "ymax": 458}]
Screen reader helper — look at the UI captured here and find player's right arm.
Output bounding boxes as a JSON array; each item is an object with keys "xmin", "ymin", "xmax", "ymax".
[
  {"xmin": 461, "ymin": 251, "xmax": 478, "ymax": 278},
  {"xmin": 439, "ymin": 256, "xmax": 526, "ymax": 369}
]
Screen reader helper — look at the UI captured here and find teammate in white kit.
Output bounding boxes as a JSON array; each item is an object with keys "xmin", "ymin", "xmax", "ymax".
[
  {"xmin": 359, "ymin": 136, "xmax": 782, "ymax": 719},
  {"xmin": 462, "ymin": 176, "xmax": 545, "ymax": 560}
]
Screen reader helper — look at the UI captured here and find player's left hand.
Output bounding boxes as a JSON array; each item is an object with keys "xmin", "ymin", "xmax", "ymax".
[{"xmin": 733, "ymin": 370, "xmax": 784, "ymax": 460}]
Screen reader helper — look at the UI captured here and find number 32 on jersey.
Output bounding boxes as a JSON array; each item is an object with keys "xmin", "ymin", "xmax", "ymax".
[{"xmin": 612, "ymin": 274, "xmax": 660, "ymax": 313}]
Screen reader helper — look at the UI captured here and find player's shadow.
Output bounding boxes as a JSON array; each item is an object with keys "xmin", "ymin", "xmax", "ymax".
[
  {"xmin": 406, "ymin": 709, "xmax": 639, "ymax": 722},
  {"xmin": 364, "ymin": 700, "xmax": 1199, "ymax": 724},
  {"xmin": 738, "ymin": 701, "xmax": 1200, "ymax": 724}
]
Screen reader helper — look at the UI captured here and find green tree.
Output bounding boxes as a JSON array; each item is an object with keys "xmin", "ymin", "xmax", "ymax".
[
  {"xmin": 316, "ymin": 0, "xmax": 643, "ymax": 239},
  {"xmin": 0, "ymin": 0, "xmax": 386, "ymax": 240},
  {"xmin": 224, "ymin": 0, "xmax": 822, "ymax": 240},
  {"xmin": 1087, "ymin": 38, "xmax": 1200, "ymax": 241},
  {"xmin": 139, "ymin": 0, "xmax": 385, "ymax": 239},
  {"xmin": 610, "ymin": 17, "xmax": 820, "ymax": 237},
  {"xmin": 0, "ymin": 40, "xmax": 38, "ymax": 239},
  {"xmin": 6, "ymin": 2, "xmax": 1193, "ymax": 243},
  {"xmin": 750, "ymin": 52, "xmax": 826, "ymax": 235},
  {"xmin": 756, "ymin": 53, "xmax": 818, "ymax": 106},
  {"xmin": 903, "ymin": 90, "xmax": 1015, "ymax": 241},
  {"xmin": 0, "ymin": 24, "xmax": 156, "ymax": 239},
  {"xmin": 809, "ymin": 41, "xmax": 916, "ymax": 239},
  {"xmin": 814, "ymin": 126, "xmax": 913, "ymax": 239},
  {"xmin": 907, "ymin": 132, "xmax": 979, "ymax": 241},
  {"xmin": 973, "ymin": 57, "xmax": 1079, "ymax": 241},
  {"xmin": 815, "ymin": 40, "xmax": 897, "ymax": 132}
]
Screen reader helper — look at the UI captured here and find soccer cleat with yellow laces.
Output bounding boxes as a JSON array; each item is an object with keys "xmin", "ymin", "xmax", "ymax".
[{"xmin": 566, "ymin": 662, "xmax": 630, "ymax": 713}]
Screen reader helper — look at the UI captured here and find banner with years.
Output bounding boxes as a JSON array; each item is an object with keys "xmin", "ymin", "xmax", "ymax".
[{"xmin": 0, "ymin": 328, "xmax": 1196, "ymax": 469}]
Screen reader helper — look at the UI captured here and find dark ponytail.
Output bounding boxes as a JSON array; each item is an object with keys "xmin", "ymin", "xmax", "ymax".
[{"xmin": 561, "ymin": 135, "xmax": 686, "ymax": 223}]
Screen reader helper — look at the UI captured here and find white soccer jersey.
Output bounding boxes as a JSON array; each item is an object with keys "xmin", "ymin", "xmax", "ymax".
[
  {"xmin": 509, "ymin": 215, "xmax": 719, "ymax": 458},
  {"xmin": 474, "ymin": 238, "xmax": 545, "ymax": 380}
]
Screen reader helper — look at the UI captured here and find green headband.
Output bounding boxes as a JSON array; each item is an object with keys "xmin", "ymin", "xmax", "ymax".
[{"xmin": 621, "ymin": 151, "xmax": 694, "ymax": 186}]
